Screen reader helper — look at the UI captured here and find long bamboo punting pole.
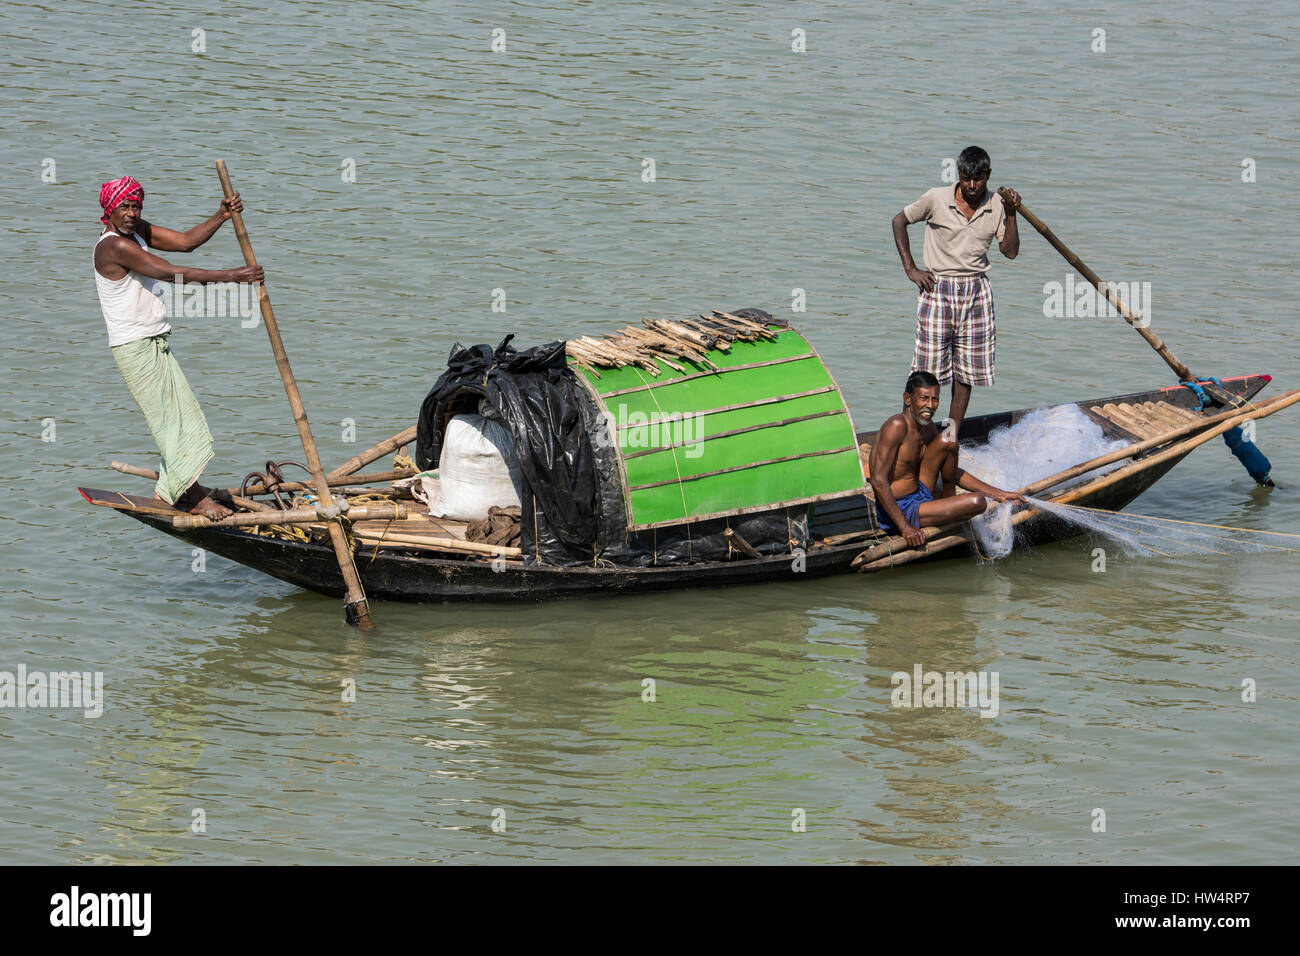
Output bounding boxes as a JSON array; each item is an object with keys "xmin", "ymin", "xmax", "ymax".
[
  {"xmin": 214, "ymin": 160, "xmax": 374, "ymax": 627},
  {"xmin": 998, "ymin": 187, "xmax": 1242, "ymax": 410},
  {"xmin": 852, "ymin": 389, "xmax": 1300, "ymax": 573},
  {"xmin": 326, "ymin": 425, "xmax": 417, "ymax": 480}
]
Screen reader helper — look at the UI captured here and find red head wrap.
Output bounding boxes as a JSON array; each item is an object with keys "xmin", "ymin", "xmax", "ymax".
[{"xmin": 99, "ymin": 176, "xmax": 145, "ymax": 225}]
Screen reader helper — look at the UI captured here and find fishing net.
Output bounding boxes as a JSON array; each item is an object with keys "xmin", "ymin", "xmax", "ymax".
[
  {"xmin": 959, "ymin": 405, "xmax": 1130, "ymax": 557},
  {"xmin": 1025, "ymin": 498, "xmax": 1300, "ymax": 557}
]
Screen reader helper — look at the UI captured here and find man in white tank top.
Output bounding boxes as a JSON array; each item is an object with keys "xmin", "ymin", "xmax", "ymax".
[{"xmin": 94, "ymin": 176, "xmax": 263, "ymax": 520}]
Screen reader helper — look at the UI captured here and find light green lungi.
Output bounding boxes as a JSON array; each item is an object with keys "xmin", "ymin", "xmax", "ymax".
[{"xmin": 112, "ymin": 333, "xmax": 215, "ymax": 505}]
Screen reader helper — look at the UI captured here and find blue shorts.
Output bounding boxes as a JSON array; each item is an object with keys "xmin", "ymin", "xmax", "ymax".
[{"xmin": 876, "ymin": 483, "xmax": 934, "ymax": 534}]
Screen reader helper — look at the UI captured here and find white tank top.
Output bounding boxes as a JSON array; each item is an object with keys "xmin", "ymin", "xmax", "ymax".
[{"xmin": 94, "ymin": 231, "xmax": 171, "ymax": 347}]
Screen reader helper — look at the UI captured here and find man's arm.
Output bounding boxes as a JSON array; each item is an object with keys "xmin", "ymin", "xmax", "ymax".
[
  {"xmin": 139, "ymin": 194, "xmax": 243, "ymax": 253},
  {"xmin": 95, "ymin": 234, "xmax": 262, "ymax": 285},
  {"xmin": 892, "ymin": 210, "xmax": 936, "ymax": 293},
  {"xmin": 869, "ymin": 417, "xmax": 926, "ymax": 548},
  {"xmin": 998, "ymin": 188, "xmax": 1020, "ymax": 259},
  {"xmin": 953, "ymin": 466, "xmax": 1026, "ymax": 503}
]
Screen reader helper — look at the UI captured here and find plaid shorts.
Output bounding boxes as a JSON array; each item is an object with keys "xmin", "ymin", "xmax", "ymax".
[{"xmin": 911, "ymin": 274, "xmax": 996, "ymax": 386}]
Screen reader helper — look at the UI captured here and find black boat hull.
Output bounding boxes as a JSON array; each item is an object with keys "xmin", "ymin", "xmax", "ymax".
[{"xmin": 119, "ymin": 374, "xmax": 1272, "ymax": 603}]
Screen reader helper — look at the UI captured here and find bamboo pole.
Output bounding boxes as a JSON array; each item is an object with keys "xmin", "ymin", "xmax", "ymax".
[
  {"xmin": 853, "ymin": 389, "xmax": 1300, "ymax": 573},
  {"xmin": 174, "ymin": 503, "xmax": 408, "ymax": 530},
  {"xmin": 114, "ymin": 458, "xmax": 412, "ymax": 500},
  {"xmin": 112, "ymin": 461, "xmax": 272, "ymax": 511},
  {"xmin": 236, "ymin": 468, "xmax": 416, "ymax": 497},
  {"xmin": 711, "ymin": 310, "xmax": 776, "ymax": 337},
  {"xmin": 214, "ymin": 160, "xmax": 374, "ymax": 627},
  {"xmin": 352, "ymin": 530, "xmax": 521, "ymax": 557},
  {"xmin": 999, "ymin": 187, "xmax": 1242, "ymax": 409},
  {"xmin": 111, "ymin": 460, "xmax": 158, "ymax": 480},
  {"xmin": 325, "ymin": 426, "xmax": 418, "ymax": 480}
]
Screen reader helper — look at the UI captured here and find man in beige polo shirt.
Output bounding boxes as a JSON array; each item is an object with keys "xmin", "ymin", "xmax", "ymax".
[{"xmin": 891, "ymin": 146, "xmax": 1020, "ymax": 430}]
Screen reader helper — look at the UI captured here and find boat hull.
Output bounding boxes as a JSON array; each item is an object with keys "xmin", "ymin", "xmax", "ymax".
[
  {"xmin": 127, "ymin": 444, "xmax": 1192, "ymax": 602},
  {"xmin": 122, "ymin": 377, "xmax": 1237, "ymax": 603}
]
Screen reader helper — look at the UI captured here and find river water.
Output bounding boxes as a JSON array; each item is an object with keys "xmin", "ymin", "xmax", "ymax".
[{"xmin": 2, "ymin": 0, "xmax": 1298, "ymax": 864}]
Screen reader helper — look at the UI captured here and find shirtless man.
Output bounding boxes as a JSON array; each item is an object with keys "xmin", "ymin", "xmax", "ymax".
[
  {"xmin": 869, "ymin": 370, "xmax": 1025, "ymax": 548},
  {"xmin": 94, "ymin": 176, "xmax": 262, "ymax": 519}
]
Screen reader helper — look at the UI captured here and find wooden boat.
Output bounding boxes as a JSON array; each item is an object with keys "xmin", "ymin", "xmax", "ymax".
[{"xmin": 80, "ymin": 310, "xmax": 1294, "ymax": 602}]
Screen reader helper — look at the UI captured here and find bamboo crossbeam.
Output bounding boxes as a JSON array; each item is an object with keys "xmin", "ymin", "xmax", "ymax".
[
  {"xmin": 173, "ymin": 502, "xmax": 408, "ymax": 530},
  {"xmin": 237, "ymin": 468, "xmax": 416, "ymax": 497},
  {"xmin": 326, "ymin": 426, "xmax": 417, "ymax": 480},
  {"xmin": 111, "ymin": 460, "xmax": 157, "ymax": 479},
  {"xmin": 353, "ymin": 529, "xmax": 521, "ymax": 557},
  {"xmin": 111, "ymin": 461, "xmax": 272, "ymax": 511}
]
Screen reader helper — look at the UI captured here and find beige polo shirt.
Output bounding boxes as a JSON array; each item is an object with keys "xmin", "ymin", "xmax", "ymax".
[{"xmin": 903, "ymin": 185, "xmax": 1007, "ymax": 275}]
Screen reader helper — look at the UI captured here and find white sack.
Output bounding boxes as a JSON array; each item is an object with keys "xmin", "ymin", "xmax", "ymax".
[{"xmin": 432, "ymin": 413, "xmax": 523, "ymax": 520}]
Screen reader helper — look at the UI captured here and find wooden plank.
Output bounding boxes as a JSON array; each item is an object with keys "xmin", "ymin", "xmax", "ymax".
[
  {"xmin": 79, "ymin": 487, "xmax": 185, "ymax": 517},
  {"xmin": 820, "ymin": 527, "xmax": 885, "ymax": 546},
  {"xmin": 1141, "ymin": 401, "xmax": 1201, "ymax": 429},
  {"xmin": 352, "ymin": 529, "xmax": 521, "ymax": 557},
  {"xmin": 1136, "ymin": 406, "xmax": 1189, "ymax": 433},
  {"xmin": 1100, "ymin": 403, "xmax": 1158, "ymax": 438},
  {"xmin": 351, "ymin": 514, "xmax": 469, "ymax": 537},
  {"xmin": 1114, "ymin": 408, "xmax": 1163, "ymax": 438},
  {"xmin": 811, "ymin": 497, "xmax": 871, "ymax": 518}
]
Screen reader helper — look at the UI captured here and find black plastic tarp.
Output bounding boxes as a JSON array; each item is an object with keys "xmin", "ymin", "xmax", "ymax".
[{"xmin": 416, "ymin": 336, "xmax": 597, "ymax": 561}]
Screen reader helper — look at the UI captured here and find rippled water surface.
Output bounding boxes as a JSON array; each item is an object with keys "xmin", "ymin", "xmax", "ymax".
[{"xmin": 2, "ymin": 0, "xmax": 1298, "ymax": 864}]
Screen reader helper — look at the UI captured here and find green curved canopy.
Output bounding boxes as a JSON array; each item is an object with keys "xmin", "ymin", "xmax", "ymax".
[{"xmin": 572, "ymin": 325, "xmax": 867, "ymax": 530}]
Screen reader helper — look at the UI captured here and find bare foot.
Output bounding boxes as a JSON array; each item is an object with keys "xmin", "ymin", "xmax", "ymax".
[
  {"xmin": 189, "ymin": 494, "xmax": 233, "ymax": 521},
  {"xmin": 180, "ymin": 483, "xmax": 233, "ymax": 521}
]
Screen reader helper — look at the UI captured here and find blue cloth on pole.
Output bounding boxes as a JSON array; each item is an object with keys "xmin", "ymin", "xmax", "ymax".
[
  {"xmin": 1179, "ymin": 376, "xmax": 1273, "ymax": 484},
  {"xmin": 1223, "ymin": 425, "xmax": 1272, "ymax": 483}
]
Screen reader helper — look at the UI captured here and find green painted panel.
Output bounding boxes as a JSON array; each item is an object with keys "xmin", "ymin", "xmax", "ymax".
[
  {"xmin": 617, "ymin": 390, "xmax": 845, "ymax": 455},
  {"xmin": 624, "ymin": 414, "xmax": 853, "ymax": 487},
  {"xmin": 605, "ymin": 357, "xmax": 831, "ymax": 421},
  {"xmin": 678, "ymin": 451, "xmax": 865, "ymax": 517},
  {"xmin": 573, "ymin": 324, "xmax": 867, "ymax": 528}
]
